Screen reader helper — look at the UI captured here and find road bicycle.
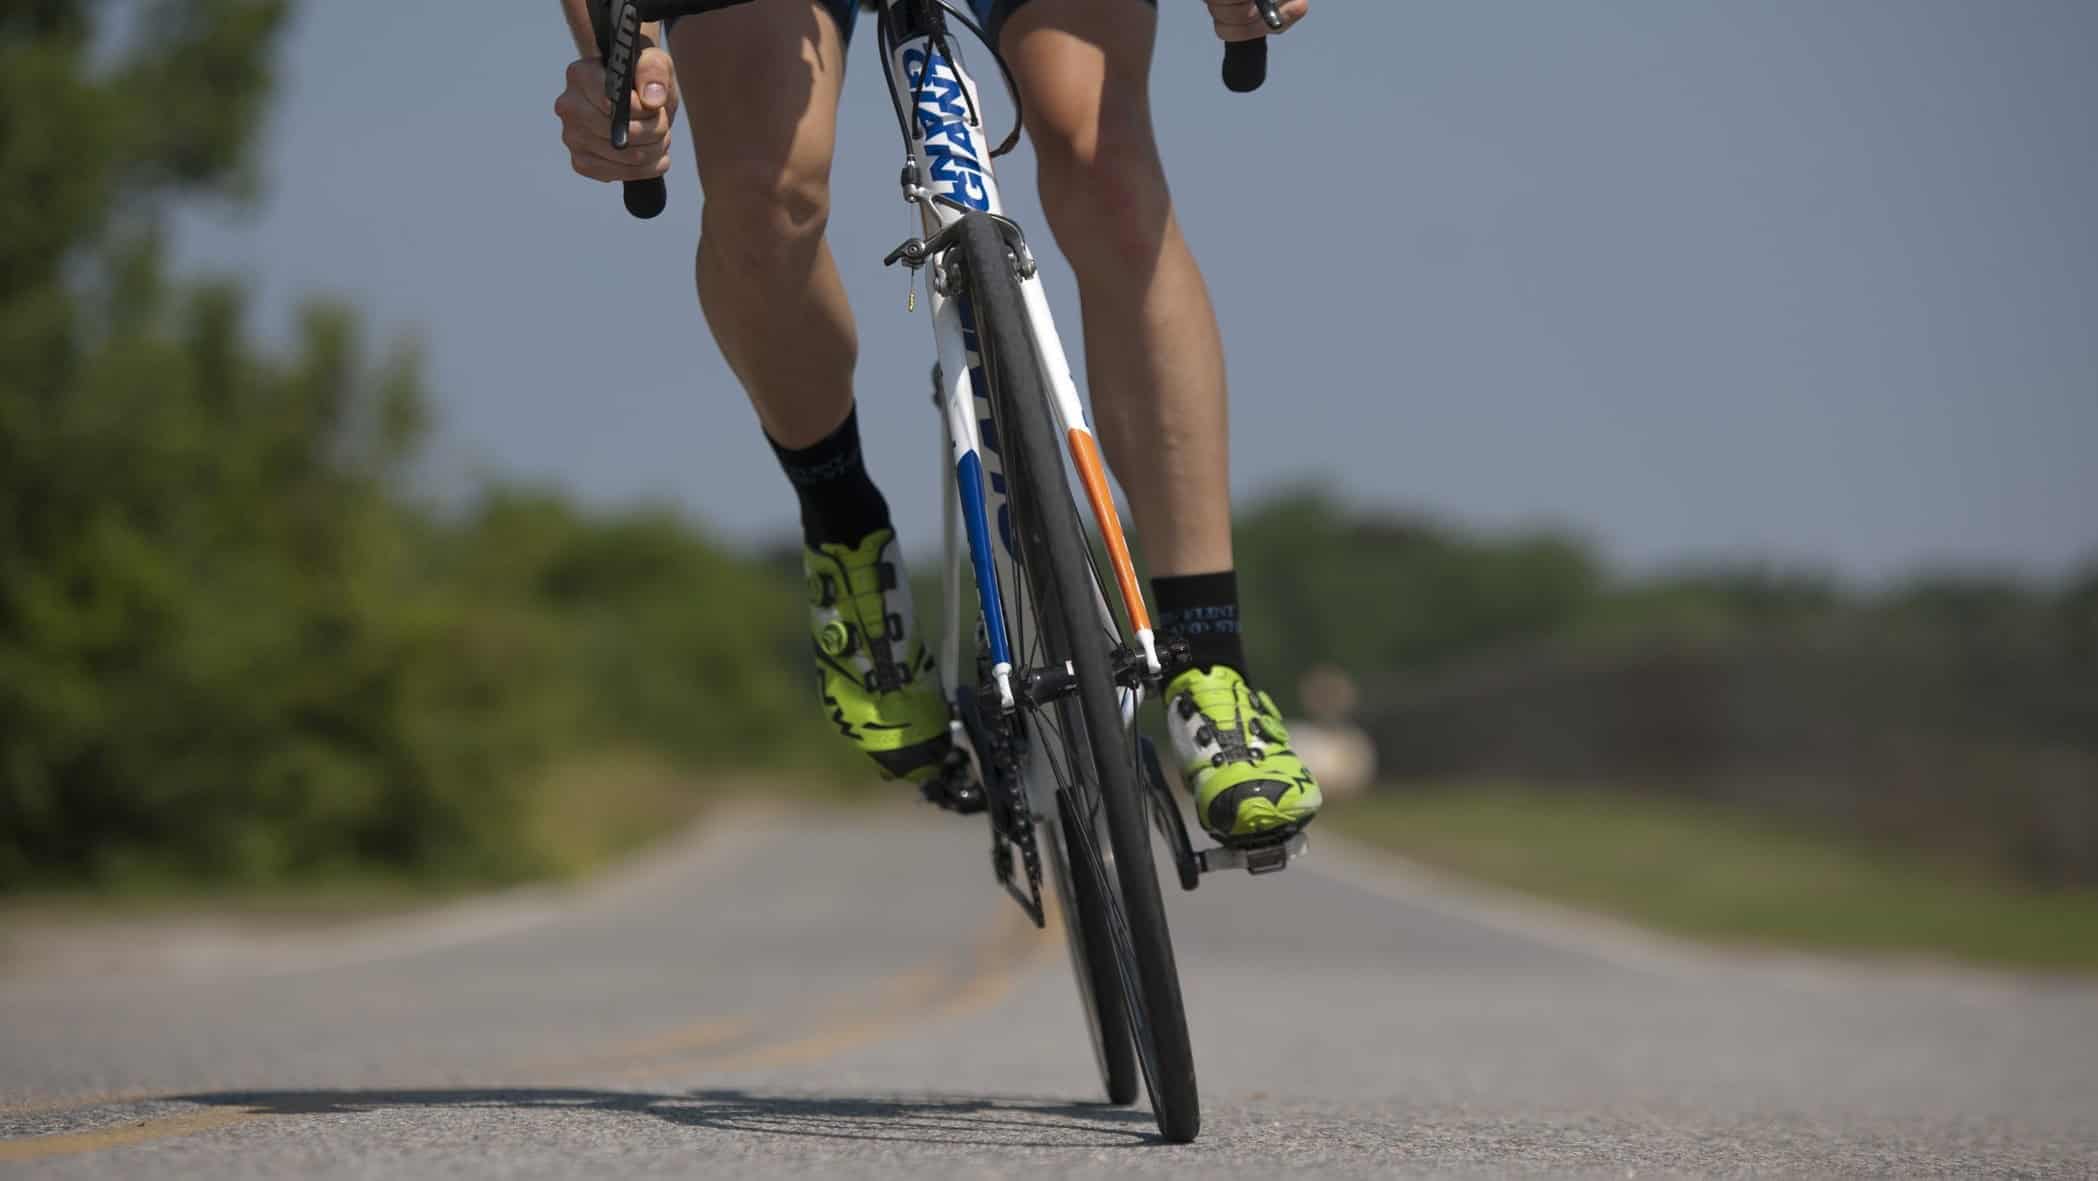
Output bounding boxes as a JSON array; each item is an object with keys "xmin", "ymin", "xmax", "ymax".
[{"xmin": 586, "ymin": 0, "xmax": 1303, "ymax": 1145}]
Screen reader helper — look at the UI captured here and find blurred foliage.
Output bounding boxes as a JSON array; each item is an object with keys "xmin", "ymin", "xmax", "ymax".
[
  {"xmin": 0, "ymin": 1, "xmax": 846, "ymax": 891},
  {"xmin": 1230, "ymin": 488, "xmax": 1604, "ymax": 703},
  {"xmin": 1230, "ymin": 493, "xmax": 2098, "ymax": 888}
]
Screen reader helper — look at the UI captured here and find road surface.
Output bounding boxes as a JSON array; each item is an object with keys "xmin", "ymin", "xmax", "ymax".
[{"xmin": 4, "ymin": 805, "xmax": 2095, "ymax": 1177}]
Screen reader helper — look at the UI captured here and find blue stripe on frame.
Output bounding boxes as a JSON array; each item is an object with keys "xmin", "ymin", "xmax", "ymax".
[{"xmin": 955, "ymin": 451, "xmax": 1012, "ymax": 669}]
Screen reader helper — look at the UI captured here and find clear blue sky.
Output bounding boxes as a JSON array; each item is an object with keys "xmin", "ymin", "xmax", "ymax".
[{"xmin": 174, "ymin": 1, "xmax": 2098, "ymax": 581}]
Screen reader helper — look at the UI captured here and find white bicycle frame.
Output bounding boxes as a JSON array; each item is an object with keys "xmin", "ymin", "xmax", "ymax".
[
  {"xmin": 875, "ymin": 7, "xmax": 1164, "ymax": 1090},
  {"xmin": 876, "ymin": 3, "xmax": 1158, "ymax": 815}
]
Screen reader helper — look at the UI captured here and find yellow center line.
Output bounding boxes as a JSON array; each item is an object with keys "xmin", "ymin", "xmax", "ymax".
[
  {"xmin": 605, "ymin": 902, "xmax": 1047, "ymax": 1081},
  {"xmin": 0, "ymin": 903, "xmax": 1051, "ymax": 1163},
  {"xmin": 0, "ymin": 1089, "xmax": 165, "ymax": 1119},
  {"xmin": 0, "ymin": 1108, "xmax": 257, "ymax": 1164}
]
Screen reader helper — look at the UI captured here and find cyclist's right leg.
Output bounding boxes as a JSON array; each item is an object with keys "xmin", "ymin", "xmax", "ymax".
[{"xmin": 668, "ymin": 2, "xmax": 951, "ymax": 783}]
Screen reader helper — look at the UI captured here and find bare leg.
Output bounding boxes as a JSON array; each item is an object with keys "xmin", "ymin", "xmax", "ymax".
[
  {"xmin": 1001, "ymin": 0, "xmax": 1233, "ymax": 577},
  {"xmin": 669, "ymin": 2, "xmax": 855, "ymax": 448}
]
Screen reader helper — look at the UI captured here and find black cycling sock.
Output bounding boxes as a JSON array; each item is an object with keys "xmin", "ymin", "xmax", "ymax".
[
  {"xmin": 767, "ymin": 405, "xmax": 892, "ymax": 548},
  {"xmin": 1152, "ymin": 570, "xmax": 1248, "ymax": 678}
]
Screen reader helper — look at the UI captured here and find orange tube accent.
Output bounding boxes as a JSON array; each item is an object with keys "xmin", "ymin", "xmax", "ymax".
[{"xmin": 1066, "ymin": 429, "xmax": 1152, "ymax": 636}]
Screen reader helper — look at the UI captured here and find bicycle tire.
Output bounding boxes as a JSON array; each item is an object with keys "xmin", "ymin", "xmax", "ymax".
[
  {"xmin": 949, "ymin": 210, "xmax": 1136, "ymax": 1112},
  {"xmin": 1053, "ymin": 799, "xmax": 1140, "ymax": 1105},
  {"xmin": 952, "ymin": 212, "xmax": 1200, "ymax": 1143}
]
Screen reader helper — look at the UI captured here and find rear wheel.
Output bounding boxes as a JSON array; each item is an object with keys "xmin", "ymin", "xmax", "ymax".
[
  {"xmin": 952, "ymin": 212, "xmax": 1200, "ymax": 1143},
  {"xmin": 1049, "ymin": 802, "xmax": 1140, "ymax": 1105}
]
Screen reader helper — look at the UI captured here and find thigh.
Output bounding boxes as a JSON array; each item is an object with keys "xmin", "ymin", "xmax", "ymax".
[
  {"xmin": 666, "ymin": 0, "xmax": 852, "ymax": 193},
  {"xmin": 995, "ymin": 0, "xmax": 1162, "ymax": 163}
]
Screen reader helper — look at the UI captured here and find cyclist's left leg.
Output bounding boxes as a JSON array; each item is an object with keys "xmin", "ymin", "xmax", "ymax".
[{"xmin": 999, "ymin": 0, "xmax": 1321, "ymax": 840}]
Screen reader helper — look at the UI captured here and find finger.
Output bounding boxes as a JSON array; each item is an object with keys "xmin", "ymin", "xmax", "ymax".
[
  {"xmin": 1210, "ymin": 4, "xmax": 1273, "ymax": 40},
  {"xmin": 632, "ymin": 46, "xmax": 675, "ymax": 114},
  {"xmin": 1209, "ymin": 1, "xmax": 1303, "ymax": 37},
  {"xmin": 586, "ymin": 155, "xmax": 672, "ymax": 183},
  {"xmin": 563, "ymin": 58, "xmax": 615, "ymax": 115},
  {"xmin": 621, "ymin": 108, "xmax": 675, "ymax": 148},
  {"xmin": 571, "ymin": 148, "xmax": 673, "ymax": 184},
  {"xmin": 563, "ymin": 124, "xmax": 667, "ymax": 170},
  {"xmin": 553, "ymin": 89, "xmax": 610, "ymax": 129}
]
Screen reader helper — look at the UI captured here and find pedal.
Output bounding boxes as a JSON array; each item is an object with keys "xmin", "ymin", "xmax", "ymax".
[
  {"xmin": 918, "ymin": 750, "xmax": 986, "ymax": 815},
  {"xmin": 1194, "ymin": 829, "xmax": 1310, "ymax": 877},
  {"xmin": 1244, "ymin": 849, "xmax": 1286, "ymax": 874}
]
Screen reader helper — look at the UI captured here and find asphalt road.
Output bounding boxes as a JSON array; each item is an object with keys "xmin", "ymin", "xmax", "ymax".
[{"xmin": 4, "ymin": 805, "xmax": 2095, "ymax": 1178}]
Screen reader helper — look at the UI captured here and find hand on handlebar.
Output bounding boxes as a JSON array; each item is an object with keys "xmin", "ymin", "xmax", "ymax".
[
  {"xmin": 554, "ymin": 43, "xmax": 678, "ymax": 185},
  {"xmin": 1205, "ymin": 0, "xmax": 1308, "ymax": 43}
]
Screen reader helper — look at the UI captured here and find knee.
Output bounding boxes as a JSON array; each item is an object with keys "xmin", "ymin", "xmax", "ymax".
[
  {"xmin": 698, "ymin": 159, "xmax": 832, "ymax": 267},
  {"xmin": 1033, "ymin": 120, "xmax": 1171, "ymax": 273}
]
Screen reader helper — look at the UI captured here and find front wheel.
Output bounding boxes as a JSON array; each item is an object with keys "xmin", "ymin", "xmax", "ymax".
[{"xmin": 952, "ymin": 212, "xmax": 1200, "ymax": 1143}]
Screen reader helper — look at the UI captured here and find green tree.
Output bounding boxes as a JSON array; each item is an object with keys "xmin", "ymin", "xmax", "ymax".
[
  {"xmin": 1, "ymin": 2, "xmax": 837, "ymax": 889},
  {"xmin": 1230, "ymin": 488, "xmax": 1601, "ymax": 705}
]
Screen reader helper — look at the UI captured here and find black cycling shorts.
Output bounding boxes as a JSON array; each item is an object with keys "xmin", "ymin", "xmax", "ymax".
[{"xmin": 663, "ymin": 0, "xmax": 1153, "ymax": 48}]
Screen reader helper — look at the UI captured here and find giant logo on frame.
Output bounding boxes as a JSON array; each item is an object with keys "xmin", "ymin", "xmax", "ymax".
[{"xmin": 902, "ymin": 46, "xmax": 991, "ymax": 211}]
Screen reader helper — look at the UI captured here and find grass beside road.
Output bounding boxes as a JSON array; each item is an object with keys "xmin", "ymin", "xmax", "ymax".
[
  {"xmin": 1330, "ymin": 784, "xmax": 2098, "ymax": 972},
  {"xmin": 0, "ymin": 752, "xmax": 706, "ymax": 928},
  {"xmin": 0, "ymin": 751, "xmax": 883, "ymax": 928}
]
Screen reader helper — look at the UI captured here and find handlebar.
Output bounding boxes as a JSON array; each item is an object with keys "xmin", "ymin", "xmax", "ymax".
[
  {"xmin": 1222, "ymin": 0, "xmax": 1286, "ymax": 93},
  {"xmin": 1221, "ymin": 40, "xmax": 1266, "ymax": 93},
  {"xmin": 589, "ymin": 0, "xmax": 668, "ymax": 220},
  {"xmin": 589, "ymin": 0, "xmax": 1280, "ymax": 221}
]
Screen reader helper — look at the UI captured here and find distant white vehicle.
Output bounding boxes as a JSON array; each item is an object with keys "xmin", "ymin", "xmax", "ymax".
[{"xmin": 1293, "ymin": 665, "xmax": 1376, "ymax": 798}]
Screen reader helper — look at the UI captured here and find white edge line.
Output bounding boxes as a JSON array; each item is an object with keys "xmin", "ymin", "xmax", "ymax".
[
  {"xmin": 1300, "ymin": 829, "xmax": 2098, "ymax": 1005},
  {"xmin": 1302, "ymin": 829, "xmax": 1714, "ymax": 979}
]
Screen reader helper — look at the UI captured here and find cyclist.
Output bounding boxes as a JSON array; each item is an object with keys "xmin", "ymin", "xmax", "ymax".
[{"xmin": 554, "ymin": 0, "xmax": 1320, "ymax": 844}]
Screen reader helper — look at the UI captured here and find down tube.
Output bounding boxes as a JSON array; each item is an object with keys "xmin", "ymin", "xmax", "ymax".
[{"xmin": 938, "ymin": 378, "xmax": 964, "ymax": 708}]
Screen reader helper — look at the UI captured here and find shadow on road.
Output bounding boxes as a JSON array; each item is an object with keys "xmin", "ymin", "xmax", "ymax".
[{"xmin": 173, "ymin": 1087, "xmax": 1161, "ymax": 1149}]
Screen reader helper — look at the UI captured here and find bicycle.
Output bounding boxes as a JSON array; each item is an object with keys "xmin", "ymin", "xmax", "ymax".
[{"xmin": 585, "ymin": 0, "xmax": 1304, "ymax": 1145}]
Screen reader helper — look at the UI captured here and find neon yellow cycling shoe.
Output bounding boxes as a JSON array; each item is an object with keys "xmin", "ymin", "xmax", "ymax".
[
  {"xmin": 805, "ymin": 529, "xmax": 951, "ymax": 784},
  {"xmin": 1163, "ymin": 665, "xmax": 1322, "ymax": 842}
]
